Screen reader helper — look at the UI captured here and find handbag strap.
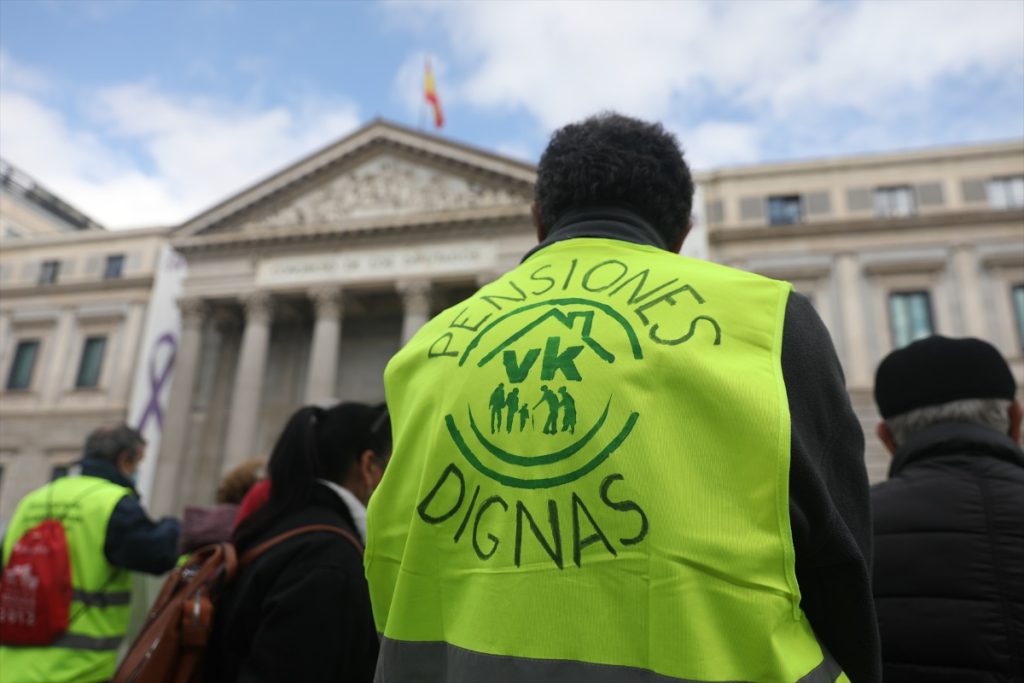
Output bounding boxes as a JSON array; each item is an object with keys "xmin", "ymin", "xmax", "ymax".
[{"xmin": 239, "ymin": 524, "xmax": 363, "ymax": 567}]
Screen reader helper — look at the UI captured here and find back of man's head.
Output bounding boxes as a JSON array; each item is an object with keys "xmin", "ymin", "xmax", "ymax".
[
  {"xmin": 534, "ymin": 112, "xmax": 694, "ymax": 250},
  {"xmin": 84, "ymin": 424, "xmax": 145, "ymax": 464},
  {"xmin": 873, "ymin": 336, "xmax": 1018, "ymax": 450}
]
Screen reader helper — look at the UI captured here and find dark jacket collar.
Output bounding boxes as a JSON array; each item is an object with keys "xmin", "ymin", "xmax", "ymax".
[
  {"xmin": 522, "ymin": 206, "xmax": 669, "ymax": 262},
  {"xmin": 310, "ymin": 482, "xmax": 359, "ymax": 535},
  {"xmin": 889, "ymin": 421, "xmax": 1024, "ymax": 477},
  {"xmin": 79, "ymin": 457, "xmax": 139, "ymax": 495}
]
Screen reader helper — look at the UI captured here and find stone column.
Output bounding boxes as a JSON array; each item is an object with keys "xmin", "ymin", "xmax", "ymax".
[
  {"xmin": 150, "ymin": 298, "xmax": 207, "ymax": 516},
  {"xmin": 113, "ymin": 301, "xmax": 147, "ymax": 404},
  {"xmin": 41, "ymin": 307, "xmax": 75, "ymax": 403},
  {"xmin": 475, "ymin": 271, "xmax": 500, "ymax": 289},
  {"xmin": 952, "ymin": 244, "xmax": 988, "ymax": 338},
  {"xmin": 305, "ymin": 287, "xmax": 344, "ymax": 403},
  {"xmin": 0, "ymin": 310, "xmax": 11, "ymax": 372},
  {"xmin": 222, "ymin": 292, "xmax": 273, "ymax": 474},
  {"xmin": 835, "ymin": 253, "xmax": 871, "ymax": 389},
  {"xmin": 398, "ymin": 280, "xmax": 433, "ymax": 345}
]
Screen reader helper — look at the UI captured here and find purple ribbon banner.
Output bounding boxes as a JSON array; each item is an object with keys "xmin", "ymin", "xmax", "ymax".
[{"xmin": 136, "ymin": 332, "xmax": 177, "ymax": 433}]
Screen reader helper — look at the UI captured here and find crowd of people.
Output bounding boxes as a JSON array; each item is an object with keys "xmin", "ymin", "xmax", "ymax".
[{"xmin": 0, "ymin": 113, "xmax": 1021, "ymax": 683}]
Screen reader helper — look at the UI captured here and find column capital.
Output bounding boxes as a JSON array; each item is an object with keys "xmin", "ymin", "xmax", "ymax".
[
  {"xmin": 309, "ymin": 286, "xmax": 345, "ymax": 319},
  {"xmin": 210, "ymin": 305, "xmax": 242, "ymax": 333},
  {"xmin": 397, "ymin": 279, "xmax": 433, "ymax": 315},
  {"xmin": 475, "ymin": 271, "xmax": 501, "ymax": 288},
  {"xmin": 177, "ymin": 298, "xmax": 207, "ymax": 329},
  {"xmin": 241, "ymin": 291, "xmax": 273, "ymax": 325}
]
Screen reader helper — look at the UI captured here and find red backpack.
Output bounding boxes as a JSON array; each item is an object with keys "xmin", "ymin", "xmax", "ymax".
[{"xmin": 0, "ymin": 518, "xmax": 73, "ymax": 645}]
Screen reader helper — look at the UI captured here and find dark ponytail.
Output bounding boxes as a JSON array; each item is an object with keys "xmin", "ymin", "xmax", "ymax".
[{"xmin": 232, "ymin": 402, "xmax": 389, "ymax": 551}]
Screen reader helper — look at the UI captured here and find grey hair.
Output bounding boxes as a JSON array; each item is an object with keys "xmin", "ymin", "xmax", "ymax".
[
  {"xmin": 83, "ymin": 424, "xmax": 146, "ymax": 463},
  {"xmin": 886, "ymin": 398, "xmax": 1011, "ymax": 447}
]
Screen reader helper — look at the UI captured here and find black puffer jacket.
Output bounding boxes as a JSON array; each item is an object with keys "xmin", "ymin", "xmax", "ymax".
[
  {"xmin": 204, "ymin": 484, "xmax": 378, "ymax": 683},
  {"xmin": 871, "ymin": 422, "xmax": 1024, "ymax": 682}
]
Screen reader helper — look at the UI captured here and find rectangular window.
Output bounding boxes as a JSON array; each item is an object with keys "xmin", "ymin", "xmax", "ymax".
[
  {"xmin": 75, "ymin": 336, "xmax": 107, "ymax": 388},
  {"xmin": 103, "ymin": 254, "xmax": 125, "ymax": 280},
  {"xmin": 987, "ymin": 175, "xmax": 1024, "ymax": 209},
  {"xmin": 38, "ymin": 260, "xmax": 60, "ymax": 285},
  {"xmin": 1013, "ymin": 284, "xmax": 1024, "ymax": 349},
  {"xmin": 6, "ymin": 340, "xmax": 40, "ymax": 390},
  {"xmin": 874, "ymin": 186, "xmax": 917, "ymax": 217},
  {"xmin": 889, "ymin": 291, "xmax": 934, "ymax": 348},
  {"xmin": 767, "ymin": 195, "xmax": 803, "ymax": 225}
]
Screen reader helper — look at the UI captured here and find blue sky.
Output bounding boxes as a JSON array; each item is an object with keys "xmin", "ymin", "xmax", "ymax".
[{"xmin": 1, "ymin": 0, "xmax": 1022, "ymax": 228}]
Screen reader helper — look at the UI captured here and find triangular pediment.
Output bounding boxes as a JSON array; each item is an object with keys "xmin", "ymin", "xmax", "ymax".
[
  {"xmin": 174, "ymin": 120, "xmax": 536, "ymax": 239},
  {"xmin": 246, "ymin": 152, "xmax": 529, "ymax": 231}
]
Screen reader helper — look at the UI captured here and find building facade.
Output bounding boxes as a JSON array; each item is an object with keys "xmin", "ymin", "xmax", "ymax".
[
  {"xmin": 1, "ymin": 125, "xmax": 1021, "ymax": 520},
  {"xmin": 698, "ymin": 143, "xmax": 1024, "ymax": 479},
  {"xmin": 0, "ymin": 163, "xmax": 169, "ymax": 519}
]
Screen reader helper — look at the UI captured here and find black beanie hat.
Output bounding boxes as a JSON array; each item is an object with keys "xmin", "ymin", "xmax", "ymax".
[{"xmin": 874, "ymin": 336, "xmax": 1017, "ymax": 419}]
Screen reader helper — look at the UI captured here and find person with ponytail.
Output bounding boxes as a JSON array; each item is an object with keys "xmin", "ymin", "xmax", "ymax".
[{"xmin": 205, "ymin": 402, "xmax": 390, "ymax": 683}]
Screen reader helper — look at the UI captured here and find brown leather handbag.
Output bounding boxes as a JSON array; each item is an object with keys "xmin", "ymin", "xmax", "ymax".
[{"xmin": 113, "ymin": 524, "xmax": 361, "ymax": 683}]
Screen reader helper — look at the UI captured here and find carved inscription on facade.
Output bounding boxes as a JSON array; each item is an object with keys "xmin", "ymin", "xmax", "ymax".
[{"xmin": 256, "ymin": 241, "xmax": 498, "ymax": 286}]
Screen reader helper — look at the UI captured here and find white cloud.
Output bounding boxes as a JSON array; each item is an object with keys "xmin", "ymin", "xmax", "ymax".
[
  {"xmin": 0, "ymin": 50, "xmax": 51, "ymax": 94},
  {"xmin": 391, "ymin": 0, "xmax": 1024, "ymax": 158},
  {"xmin": 494, "ymin": 140, "xmax": 535, "ymax": 163},
  {"xmin": 674, "ymin": 121, "xmax": 761, "ymax": 171},
  {"xmin": 0, "ymin": 68, "xmax": 359, "ymax": 228}
]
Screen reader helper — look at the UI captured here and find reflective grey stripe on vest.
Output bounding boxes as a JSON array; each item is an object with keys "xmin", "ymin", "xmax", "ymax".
[
  {"xmin": 3, "ymin": 632, "xmax": 123, "ymax": 652},
  {"xmin": 54, "ymin": 632, "xmax": 123, "ymax": 651},
  {"xmin": 375, "ymin": 638, "xmax": 843, "ymax": 683},
  {"xmin": 72, "ymin": 588, "xmax": 132, "ymax": 607}
]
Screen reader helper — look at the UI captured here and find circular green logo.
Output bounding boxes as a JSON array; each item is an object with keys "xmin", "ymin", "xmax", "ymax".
[{"xmin": 446, "ymin": 298, "xmax": 643, "ymax": 489}]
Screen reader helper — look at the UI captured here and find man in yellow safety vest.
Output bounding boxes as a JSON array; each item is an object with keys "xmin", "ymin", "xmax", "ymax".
[
  {"xmin": 366, "ymin": 113, "xmax": 880, "ymax": 682},
  {"xmin": 0, "ymin": 424, "xmax": 181, "ymax": 683}
]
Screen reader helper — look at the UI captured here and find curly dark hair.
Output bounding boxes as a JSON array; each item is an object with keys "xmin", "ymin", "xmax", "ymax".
[{"xmin": 535, "ymin": 112, "xmax": 694, "ymax": 248}]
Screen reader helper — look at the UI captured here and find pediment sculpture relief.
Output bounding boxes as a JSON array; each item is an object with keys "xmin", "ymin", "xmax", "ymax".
[{"xmin": 250, "ymin": 155, "xmax": 527, "ymax": 230}]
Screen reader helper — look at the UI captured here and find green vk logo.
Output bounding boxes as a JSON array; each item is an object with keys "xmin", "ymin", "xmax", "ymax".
[{"xmin": 446, "ymin": 299, "xmax": 643, "ymax": 489}]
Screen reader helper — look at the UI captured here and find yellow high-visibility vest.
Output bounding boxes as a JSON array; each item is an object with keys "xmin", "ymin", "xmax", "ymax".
[
  {"xmin": 368, "ymin": 237, "xmax": 847, "ymax": 682},
  {"xmin": 1, "ymin": 475, "xmax": 133, "ymax": 683}
]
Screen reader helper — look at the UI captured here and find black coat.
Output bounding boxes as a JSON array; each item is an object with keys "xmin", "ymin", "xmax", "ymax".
[
  {"xmin": 205, "ymin": 484, "xmax": 379, "ymax": 683},
  {"xmin": 871, "ymin": 422, "xmax": 1024, "ymax": 682}
]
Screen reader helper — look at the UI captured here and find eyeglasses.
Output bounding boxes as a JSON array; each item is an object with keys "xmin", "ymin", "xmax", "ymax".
[{"xmin": 369, "ymin": 407, "xmax": 389, "ymax": 437}]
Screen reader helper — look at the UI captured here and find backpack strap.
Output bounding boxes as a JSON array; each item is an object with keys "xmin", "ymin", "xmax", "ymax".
[{"xmin": 239, "ymin": 524, "xmax": 363, "ymax": 568}]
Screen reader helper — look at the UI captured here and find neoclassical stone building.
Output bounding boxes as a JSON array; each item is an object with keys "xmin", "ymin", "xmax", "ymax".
[
  {"xmin": 151, "ymin": 123, "xmax": 1023, "ymax": 514},
  {"xmin": 2, "ymin": 123, "xmax": 1020, "ymax": 519},
  {"xmin": 0, "ymin": 161, "xmax": 170, "ymax": 519},
  {"xmin": 149, "ymin": 121, "xmax": 545, "ymax": 514}
]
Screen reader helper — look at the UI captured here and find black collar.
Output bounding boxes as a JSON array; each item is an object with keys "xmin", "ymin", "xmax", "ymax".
[
  {"xmin": 79, "ymin": 457, "xmax": 139, "ymax": 495},
  {"xmin": 522, "ymin": 207, "xmax": 670, "ymax": 262},
  {"xmin": 889, "ymin": 421, "xmax": 1024, "ymax": 477}
]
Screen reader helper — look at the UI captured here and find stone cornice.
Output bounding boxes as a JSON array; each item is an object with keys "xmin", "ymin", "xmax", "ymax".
[
  {"xmin": 709, "ymin": 208, "xmax": 1024, "ymax": 244},
  {"xmin": 171, "ymin": 204, "xmax": 533, "ymax": 254},
  {"xmin": 0, "ymin": 226, "xmax": 170, "ymax": 252},
  {"xmin": 0, "ymin": 275, "xmax": 155, "ymax": 299},
  {"xmin": 694, "ymin": 140, "xmax": 1023, "ymax": 181}
]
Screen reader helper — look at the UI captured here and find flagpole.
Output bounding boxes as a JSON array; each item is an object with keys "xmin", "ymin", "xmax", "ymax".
[{"xmin": 419, "ymin": 58, "xmax": 428, "ymax": 131}]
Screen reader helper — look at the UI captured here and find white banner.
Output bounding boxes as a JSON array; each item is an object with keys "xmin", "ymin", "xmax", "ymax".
[{"xmin": 126, "ymin": 246, "xmax": 187, "ymax": 503}]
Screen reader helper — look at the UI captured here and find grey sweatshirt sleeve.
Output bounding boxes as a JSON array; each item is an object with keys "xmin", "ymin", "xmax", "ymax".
[{"xmin": 782, "ymin": 292, "xmax": 881, "ymax": 683}]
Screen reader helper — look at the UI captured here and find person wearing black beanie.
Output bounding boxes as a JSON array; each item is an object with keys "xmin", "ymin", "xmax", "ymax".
[{"xmin": 870, "ymin": 336, "xmax": 1023, "ymax": 682}]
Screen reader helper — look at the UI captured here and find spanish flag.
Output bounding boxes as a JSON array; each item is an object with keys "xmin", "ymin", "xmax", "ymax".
[{"xmin": 424, "ymin": 59, "xmax": 444, "ymax": 129}]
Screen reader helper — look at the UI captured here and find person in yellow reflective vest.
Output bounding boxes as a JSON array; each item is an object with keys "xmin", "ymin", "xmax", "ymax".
[
  {"xmin": 0, "ymin": 424, "xmax": 181, "ymax": 683},
  {"xmin": 366, "ymin": 113, "xmax": 881, "ymax": 682}
]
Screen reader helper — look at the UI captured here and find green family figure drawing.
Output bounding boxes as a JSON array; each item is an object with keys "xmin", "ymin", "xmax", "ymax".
[{"xmin": 489, "ymin": 383, "xmax": 577, "ymax": 436}]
